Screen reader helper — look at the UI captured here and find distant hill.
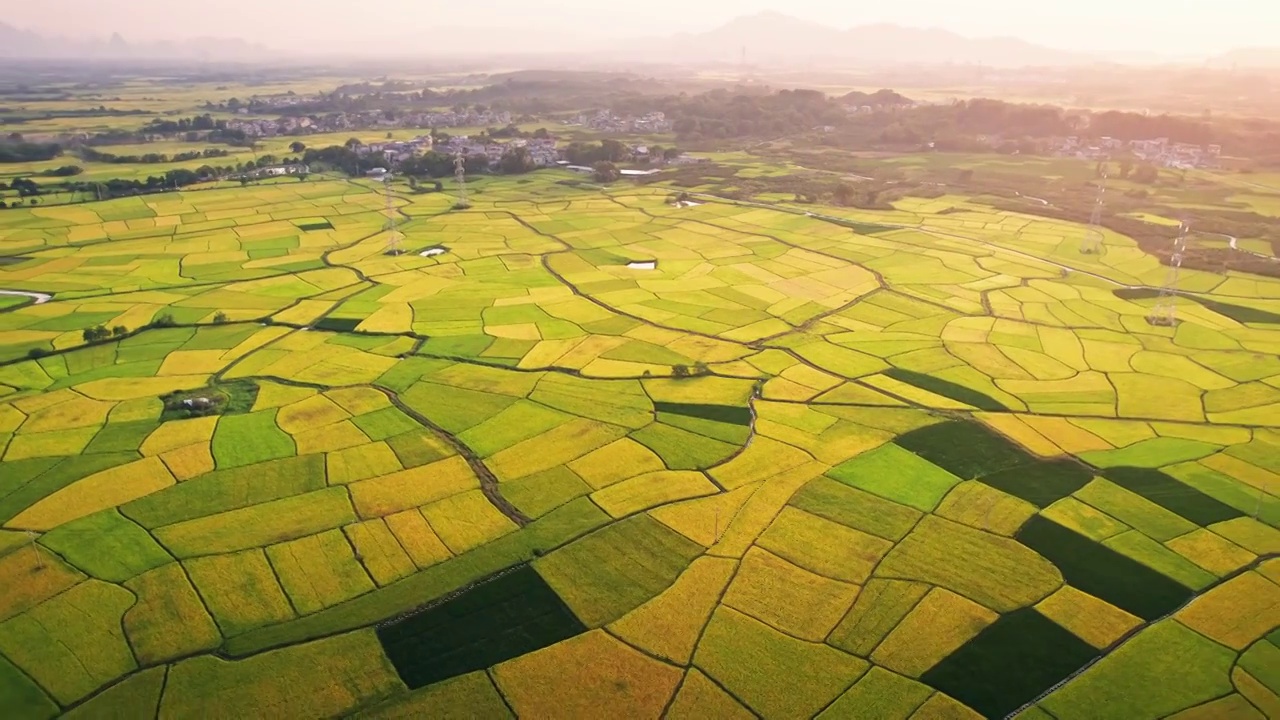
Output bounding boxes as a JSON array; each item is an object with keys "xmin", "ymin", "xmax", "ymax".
[
  {"xmin": 0, "ymin": 22, "xmax": 274, "ymax": 61},
  {"xmin": 1211, "ymin": 47, "xmax": 1280, "ymax": 68},
  {"xmin": 840, "ymin": 89, "xmax": 914, "ymax": 107},
  {"xmin": 625, "ymin": 11, "xmax": 1094, "ymax": 68}
]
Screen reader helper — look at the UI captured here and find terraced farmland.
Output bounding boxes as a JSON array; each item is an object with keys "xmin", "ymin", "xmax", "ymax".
[{"xmin": 2, "ymin": 171, "xmax": 1279, "ymax": 719}]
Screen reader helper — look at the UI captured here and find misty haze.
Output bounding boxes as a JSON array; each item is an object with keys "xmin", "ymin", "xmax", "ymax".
[{"xmin": 0, "ymin": 2, "xmax": 1278, "ymax": 719}]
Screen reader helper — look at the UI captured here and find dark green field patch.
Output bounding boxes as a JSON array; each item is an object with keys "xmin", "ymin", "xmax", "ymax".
[
  {"xmin": 313, "ymin": 317, "xmax": 362, "ymax": 333},
  {"xmin": 376, "ymin": 563, "xmax": 585, "ymax": 690},
  {"xmin": 922, "ymin": 607, "xmax": 1100, "ymax": 719},
  {"xmin": 82, "ymin": 420, "xmax": 160, "ymax": 455},
  {"xmin": 417, "ymin": 335, "xmax": 495, "ymax": 359},
  {"xmin": 790, "ymin": 476, "xmax": 922, "ymax": 542},
  {"xmin": 39, "ymin": 509, "xmax": 172, "ymax": 582},
  {"xmin": 630, "ymin": 422, "xmax": 739, "ymax": 471},
  {"xmin": 294, "ymin": 221, "xmax": 334, "ymax": 232},
  {"xmin": 180, "ymin": 324, "xmax": 262, "ymax": 352},
  {"xmin": 652, "ymin": 402, "xmax": 752, "ymax": 426},
  {"xmin": 27, "ymin": 312, "xmax": 122, "ymax": 333},
  {"xmin": 1016, "ymin": 515, "xmax": 1192, "ymax": 620},
  {"xmin": 533, "ymin": 514, "xmax": 703, "ymax": 627},
  {"xmin": 884, "ymin": 368, "xmax": 1008, "ymax": 411},
  {"xmin": 122, "ymin": 454, "xmax": 325, "ymax": 529},
  {"xmin": 353, "ymin": 407, "xmax": 422, "ymax": 442},
  {"xmin": 895, "ymin": 420, "xmax": 1034, "ymax": 480},
  {"xmin": 979, "ymin": 459, "xmax": 1093, "ymax": 509},
  {"xmin": 1100, "ymin": 467, "xmax": 1243, "ymax": 526}
]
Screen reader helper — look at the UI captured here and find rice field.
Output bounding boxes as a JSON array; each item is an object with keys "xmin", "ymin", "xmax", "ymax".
[{"xmin": 1, "ymin": 164, "xmax": 1279, "ymax": 719}]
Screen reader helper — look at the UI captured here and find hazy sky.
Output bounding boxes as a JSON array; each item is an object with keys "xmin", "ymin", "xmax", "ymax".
[{"xmin": 5, "ymin": 0, "xmax": 1273, "ymax": 56}]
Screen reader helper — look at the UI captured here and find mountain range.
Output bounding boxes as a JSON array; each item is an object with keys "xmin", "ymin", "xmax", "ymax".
[
  {"xmin": 0, "ymin": 23, "xmax": 272, "ymax": 61},
  {"xmin": 1, "ymin": 12, "xmax": 1278, "ymax": 68}
]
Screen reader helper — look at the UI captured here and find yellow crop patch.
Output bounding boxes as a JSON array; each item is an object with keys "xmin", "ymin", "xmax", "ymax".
[
  {"xmin": 608, "ymin": 556, "xmax": 737, "ymax": 664},
  {"xmin": 161, "ymin": 442, "xmax": 217, "ymax": 481},
  {"xmin": 758, "ymin": 506, "xmax": 892, "ymax": 584},
  {"xmin": 326, "ymin": 387, "xmax": 391, "ymax": 415},
  {"xmin": 711, "ymin": 462, "xmax": 827, "ymax": 559},
  {"xmin": 267, "ymin": 529, "xmax": 376, "ymax": 614},
  {"xmin": 158, "ymin": 350, "xmax": 233, "ymax": 376},
  {"xmin": 723, "ymin": 547, "xmax": 860, "ymax": 642},
  {"xmin": 872, "ymin": 587, "xmax": 999, "ymax": 677},
  {"xmin": 975, "ymin": 413, "xmax": 1063, "ymax": 457},
  {"xmin": 383, "ymin": 509, "xmax": 452, "ymax": 569},
  {"xmin": 492, "ymin": 630, "xmax": 683, "ymax": 719},
  {"xmin": 709, "ymin": 436, "xmax": 817, "ymax": 491},
  {"xmin": 21, "ymin": 394, "xmax": 113, "ymax": 433},
  {"xmin": 420, "ymin": 490, "xmax": 519, "ymax": 554},
  {"xmin": 349, "ymin": 456, "xmax": 476, "ymax": 518},
  {"xmin": 934, "ymin": 482, "xmax": 1037, "ymax": 537},
  {"xmin": 4, "ymin": 426, "xmax": 100, "ymax": 460},
  {"xmin": 0, "ymin": 546, "xmax": 84, "ymax": 623},
  {"xmin": 489, "ymin": 419, "xmax": 628, "ymax": 481},
  {"xmin": 76, "ymin": 375, "xmax": 211, "ymax": 401},
  {"xmin": 294, "ymin": 421, "xmax": 371, "ymax": 455},
  {"xmin": 344, "ymin": 519, "xmax": 416, "ymax": 587},
  {"xmin": 107, "ymin": 397, "xmax": 161, "ymax": 423},
  {"xmin": 651, "ymin": 483, "xmax": 758, "ymax": 548},
  {"xmin": 666, "ymin": 669, "xmax": 755, "ymax": 720},
  {"xmin": 1035, "ymin": 586, "xmax": 1142, "ymax": 649},
  {"xmin": 1176, "ymin": 571, "xmax": 1280, "ymax": 649},
  {"xmin": 277, "ymin": 395, "xmax": 351, "ymax": 435},
  {"xmin": 326, "ymin": 442, "xmax": 403, "ymax": 485},
  {"xmin": 123, "ymin": 563, "xmax": 222, "ymax": 664},
  {"xmin": 1166, "ymin": 529, "xmax": 1256, "ymax": 576},
  {"xmin": 591, "ymin": 470, "xmax": 719, "ymax": 518},
  {"xmin": 184, "ymin": 549, "xmax": 297, "ymax": 637},
  {"xmin": 141, "ymin": 416, "xmax": 219, "ymax": 456},
  {"xmin": 566, "ymin": 438, "xmax": 667, "ymax": 490},
  {"xmin": 11, "ymin": 457, "xmax": 176, "ymax": 531},
  {"xmin": 251, "ymin": 381, "xmax": 317, "ymax": 411}
]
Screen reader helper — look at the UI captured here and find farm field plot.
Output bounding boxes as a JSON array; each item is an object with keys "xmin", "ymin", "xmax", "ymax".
[{"xmin": 1, "ymin": 164, "xmax": 1279, "ymax": 720}]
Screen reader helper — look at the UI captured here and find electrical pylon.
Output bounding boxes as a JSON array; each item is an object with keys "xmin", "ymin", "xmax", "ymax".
[
  {"xmin": 453, "ymin": 151, "xmax": 470, "ymax": 209},
  {"xmin": 1147, "ymin": 222, "xmax": 1190, "ymax": 327},
  {"xmin": 1080, "ymin": 171, "xmax": 1107, "ymax": 254},
  {"xmin": 384, "ymin": 175, "xmax": 403, "ymax": 256}
]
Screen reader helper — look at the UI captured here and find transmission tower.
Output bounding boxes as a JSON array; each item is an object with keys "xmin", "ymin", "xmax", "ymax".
[
  {"xmin": 453, "ymin": 150, "xmax": 470, "ymax": 209},
  {"xmin": 384, "ymin": 175, "xmax": 403, "ymax": 256},
  {"xmin": 1147, "ymin": 222, "xmax": 1190, "ymax": 327},
  {"xmin": 1080, "ymin": 171, "xmax": 1107, "ymax": 254}
]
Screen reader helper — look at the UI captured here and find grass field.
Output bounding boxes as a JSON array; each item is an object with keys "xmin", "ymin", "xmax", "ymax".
[{"xmin": 2, "ymin": 135, "xmax": 1280, "ymax": 718}]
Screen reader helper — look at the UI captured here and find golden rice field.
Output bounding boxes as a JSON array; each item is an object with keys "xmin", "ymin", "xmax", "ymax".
[{"xmin": 1, "ymin": 167, "xmax": 1279, "ymax": 719}]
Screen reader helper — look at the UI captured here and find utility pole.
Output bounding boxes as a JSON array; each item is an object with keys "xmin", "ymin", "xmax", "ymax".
[{"xmin": 384, "ymin": 175, "xmax": 403, "ymax": 256}]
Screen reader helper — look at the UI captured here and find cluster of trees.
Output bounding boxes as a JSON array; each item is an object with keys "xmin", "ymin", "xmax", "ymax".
[
  {"xmin": 79, "ymin": 147, "xmax": 229, "ymax": 164},
  {"xmin": 82, "ymin": 324, "xmax": 128, "ymax": 342},
  {"xmin": 0, "ymin": 141, "xmax": 63, "ymax": 163},
  {"xmin": 613, "ymin": 88, "xmax": 849, "ymax": 141},
  {"xmin": 143, "ymin": 114, "xmax": 221, "ymax": 134}
]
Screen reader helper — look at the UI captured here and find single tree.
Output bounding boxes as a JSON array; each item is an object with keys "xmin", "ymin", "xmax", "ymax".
[
  {"xmin": 593, "ymin": 161, "xmax": 620, "ymax": 183},
  {"xmin": 212, "ymin": 311, "xmax": 230, "ymax": 325},
  {"xmin": 290, "ymin": 141, "xmax": 307, "ymax": 154},
  {"xmin": 671, "ymin": 364, "xmax": 691, "ymax": 379},
  {"xmin": 111, "ymin": 325, "xmax": 128, "ymax": 338}
]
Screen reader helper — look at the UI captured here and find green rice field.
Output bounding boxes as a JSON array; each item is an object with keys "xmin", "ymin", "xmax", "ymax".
[{"xmin": 1, "ymin": 164, "xmax": 1279, "ymax": 719}]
